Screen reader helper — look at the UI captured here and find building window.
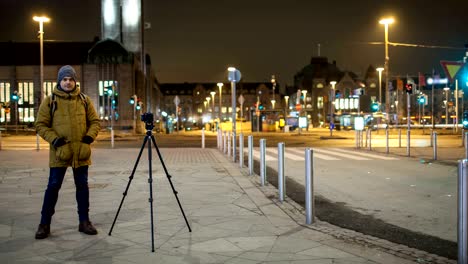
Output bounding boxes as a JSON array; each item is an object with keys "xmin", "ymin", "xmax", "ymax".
[
  {"xmin": 0, "ymin": 82, "xmax": 11, "ymax": 123},
  {"xmin": 98, "ymin": 80, "xmax": 118, "ymax": 120},
  {"xmin": 317, "ymin": 96, "xmax": 324, "ymax": 109},
  {"xmin": 316, "ymin": 83, "xmax": 324, "ymax": 88},
  {"xmin": 19, "ymin": 107, "xmax": 35, "ymax": 122},
  {"xmin": 17, "ymin": 81, "xmax": 34, "ymax": 105},
  {"xmin": 43, "ymin": 81, "xmax": 57, "ymax": 99}
]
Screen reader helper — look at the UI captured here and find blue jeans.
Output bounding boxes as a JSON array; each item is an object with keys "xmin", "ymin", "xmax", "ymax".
[{"xmin": 40, "ymin": 166, "xmax": 90, "ymax": 224}]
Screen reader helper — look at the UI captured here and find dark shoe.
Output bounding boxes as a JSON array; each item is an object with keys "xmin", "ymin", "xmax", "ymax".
[
  {"xmin": 35, "ymin": 224, "xmax": 50, "ymax": 239},
  {"xmin": 79, "ymin": 220, "xmax": 98, "ymax": 235}
]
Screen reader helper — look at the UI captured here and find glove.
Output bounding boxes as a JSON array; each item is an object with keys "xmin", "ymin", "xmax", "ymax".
[
  {"xmin": 52, "ymin": 137, "xmax": 67, "ymax": 148},
  {"xmin": 82, "ymin": 135, "xmax": 94, "ymax": 144}
]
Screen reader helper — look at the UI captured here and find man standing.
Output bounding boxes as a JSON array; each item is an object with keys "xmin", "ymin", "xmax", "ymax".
[{"xmin": 35, "ymin": 65, "xmax": 101, "ymax": 239}]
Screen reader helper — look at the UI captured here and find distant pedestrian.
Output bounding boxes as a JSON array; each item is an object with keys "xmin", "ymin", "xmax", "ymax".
[{"xmin": 34, "ymin": 65, "xmax": 101, "ymax": 239}]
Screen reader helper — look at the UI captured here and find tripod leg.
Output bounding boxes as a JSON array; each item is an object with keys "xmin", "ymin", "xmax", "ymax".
[
  {"xmin": 151, "ymin": 135, "xmax": 192, "ymax": 232},
  {"xmin": 108, "ymin": 135, "xmax": 149, "ymax": 236},
  {"xmin": 147, "ymin": 133, "xmax": 156, "ymax": 252}
]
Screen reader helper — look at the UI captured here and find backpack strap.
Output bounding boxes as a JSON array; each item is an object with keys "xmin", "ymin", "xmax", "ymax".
[
  {"xmin": 49, "ymin": 94, "xmax": 57, "ymax": 119},
  {"xmin": 49, "ymin": 93, "xmax": 88, "ymax": 120}
]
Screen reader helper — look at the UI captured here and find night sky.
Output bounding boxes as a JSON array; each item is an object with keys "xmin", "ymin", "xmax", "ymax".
[{"xmin": 2, "ymin": 0, "xmax": 467, "ymax": 84}]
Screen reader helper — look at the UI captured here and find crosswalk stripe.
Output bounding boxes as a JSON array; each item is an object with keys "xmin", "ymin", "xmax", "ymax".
[
  {"xmin": 266, "ymin": 149, "xmax": 304, "ymax": 161},
  {"xmin": 312, "ymin": 148, "xmax": 370, "ymax": 160},
  {"xmin": 287, "ymin": 148, "xmax": 340, "ymax": 160},
  {"xmin": 328, "ymin": 148, "xmax": 399, "ymax": 160}
]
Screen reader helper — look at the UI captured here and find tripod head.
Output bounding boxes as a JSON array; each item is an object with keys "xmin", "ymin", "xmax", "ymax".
[{"xmin": 141, "ymin": 112, "xmax": 155, "ymax": 132}]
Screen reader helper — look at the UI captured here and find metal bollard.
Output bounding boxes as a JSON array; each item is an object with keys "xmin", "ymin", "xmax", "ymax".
[
  {"xmin": 217, "ymin": 129, "xmax": 220, "ymax": 150},
  {"xmin": 386, "ymin": 128, "xmax": 389, "ymax": 154},
  {"xmin": 463, "ymin": 129, "xmax": 466, "ymax": 147},
  {"xmin": 458, "ymin": 159, "xmax": 468, "ymax": 264},
  {"xmin": 111, "ymin": 129, "xmax": 115, "ymax": 148},
  {"xmin": 260, "ymin": 139, "xmax": 266, "ymax": 186},
  {"xmin": 465, "ymin": 133, "xmax": 468, "ymax": 160},
  {"xmin": 202, "ymin": 128, "xmax": 205, "ymax": 149},
  {"xmin": 239, "ymin": 133, "xmax": 244, "ymax": 168},
  {"xmin": 355, "ymin": 130, "xmax": 359, "ymax": 149},
  {"xmin": 223, "ymin": 131, "xmax": 227, "ymax": 154},
  {"xmin": 248, "ymin": 135, "xmax": 253, "ymax": 175},
  {"xmin": 368, "ymin": 129, "xmax": 372, "ymax": 150},
  {"xmin": 433, "ymin": 132, "xmax": 437, "ymax": 160},
  {"xmin": 0, "ymin": 130, "xmax": 2, "ymax": 150},
  {"xmin": 278, "ymin": 142, "xmax": 285, "ymax": 202},
  {"xmin": 364, "ymin": 129, "xmax": 368, "ymax": 148},
  {"xmin": 36, "ymin": 133, "xmax": 40, "ymax": 151},
  {"xmin": 227, "ymin": 132, "xmax": 231, "ymax": 157},
  {"xmin": 233, "ymin": 131, "xmax": 237, "ymax": 162},
  {"xmin": 398, "ymin": 129, "xmax": 401, "ymax": 148},
  {"xmin": 430, "ymin": 128, "xmax": 434, "ymax": 147},
  {"xmin": 305, "ymin": 148, "xmax": 315, "ymax": 224},
  {"xmin": 407, "ymin": 130, "xmax": 411, "ymax": 157}
]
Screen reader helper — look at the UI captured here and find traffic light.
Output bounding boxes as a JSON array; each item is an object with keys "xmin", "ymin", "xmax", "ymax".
[
  {"xmin": 418, "ymin": 95, "xmax": 426, "ymax": 105},
  {"xmin": 405, "ymin": 83, "xmax": 413, "ymax": 94},
  {"xmin": 258, "ymin": 104, "xmax": 264, "ymax": 110},
  {"xmin": 136, "ymin": 99, "xmax": 143, "ymax": 110},
  {"xmin": 464, "ymin": 111, "xmax": 468, "ymax": 129},
  {"xmin": 370, "ymin": 102, "xmax": 379, "ymax": 112},
  {"xmin": 11, "ymin": 91, "xmax": 19, "ymax": 101},
  {"xmin": 129, "ymin": 97, "xmax": 135, "ymax": 105},
  {"xmin": 335, "ymin": 90, "xmax": 341, "ymax": 98}
]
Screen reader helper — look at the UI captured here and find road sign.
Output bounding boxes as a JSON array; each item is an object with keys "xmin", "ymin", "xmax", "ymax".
[
  {"xmin": 238, "ymin": 94, "xmax": 245, "ymax": 105},
  {"xmin": 174, "ymin": 95, "xmax": 180, "ymax": 106},
  {"xmin": 440, "ymin": 61, "xmax": 465, "ymax": 83}
]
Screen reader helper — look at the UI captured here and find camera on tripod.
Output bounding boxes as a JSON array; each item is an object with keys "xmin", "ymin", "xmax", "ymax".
[{"xmin": 141, "ymin": 112, "xmax": 154, "ymax": 130}]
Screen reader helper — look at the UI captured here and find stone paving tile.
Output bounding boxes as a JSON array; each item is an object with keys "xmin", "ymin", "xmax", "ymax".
[{"xmin": 0, "ymin": 147, "xmax": 449, "ymax": 263}]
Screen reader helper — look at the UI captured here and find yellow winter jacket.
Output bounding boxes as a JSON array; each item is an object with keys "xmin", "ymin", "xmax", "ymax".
[{"xmin": 35, "ymin": 87, "xmax": 101, "ymax": 168}]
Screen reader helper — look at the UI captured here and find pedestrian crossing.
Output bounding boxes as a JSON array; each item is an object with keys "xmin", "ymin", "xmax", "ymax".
[{"xmin": 245, "ymin": 147, "xmax": 399, "ymax": 161}]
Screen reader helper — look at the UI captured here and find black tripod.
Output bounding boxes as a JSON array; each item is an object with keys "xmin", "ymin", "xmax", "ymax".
[{"xmin": 108, "ymin": 114, "xmax": 191, "ymax": 252}]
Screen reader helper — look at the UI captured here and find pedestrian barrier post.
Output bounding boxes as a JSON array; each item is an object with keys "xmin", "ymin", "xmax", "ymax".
[
  {"xmin": 368, "ymin": 129, "xmax": 372, "ymax": 150},
  {"xmin": 433, "ymin": 132, "xmax": 437, "ymax": 160},
  {"xmin": 223, "ymin": 131, "xmax": 227, "ymax": 154},
  {"xmin": 201, "ymin": 128, "xmax": 205, "ymax": 149},
  {"xmin": 248, "ymin": 135, "xmax": 253, "ymax": 175},
  {"xmin": 260, "ymin": 138, "xmax": 266, "ymax": 186},
  {"xmin": 458, "ymin": 159, "xmax": 468, "ymax": 264},
  {"xmin": 407, "ymin": 130, "xmax": 411, "ymax": 157},
  {"xmin": 386, "ymin": 128, "xmax": 389, "ymax": 154},
  {"xmin": 239, "ymin": 133, "xmax": 244, "ymax": 168},
  {"xmin": 278, "ymin": 142, "xmax": 285, "ymax": 202},
  {"xmin": 398, "ymin": 129, "xmax": 402, "ymax": 148},
  {"xmin": 227, "ymin": 132, "xmax": 231, "ymax": 157},
  {"xmin": 305, "ymin": 148, "xmax": 315, "ymax": 224},
  {"xmin": 430, "ymin": 129, "xmax": 433, "ymax": 147}
]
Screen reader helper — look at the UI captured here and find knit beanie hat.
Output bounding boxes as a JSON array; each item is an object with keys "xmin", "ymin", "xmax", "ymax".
[{"xmin": 57, "ymin": 65, "xmax": 77, "ymax": 83}]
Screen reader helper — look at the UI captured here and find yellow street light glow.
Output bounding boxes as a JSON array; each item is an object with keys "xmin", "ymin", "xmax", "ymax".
[
  {"xmin": 376, "ymin": 67, "xmax": 384, "ymax": 72},
  {"xmin": 228, "ymin": 67, "xmax": 236, "ymax": 72},
  {"xmin": 379, "ymin": 18, "xmax": 394, "ymax": 25},
  {"xmin": 33, "ymin": 16, "xmax": 50, "ymax": 23}
]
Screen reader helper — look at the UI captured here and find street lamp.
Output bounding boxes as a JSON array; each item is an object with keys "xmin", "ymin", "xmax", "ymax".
[
  {"xmin": 271, "ymin": 75, "xmax": 276, "ymax": 109},
  {"xmin": 329, "ymin": 81, "xmax": 337, "ymax": 136},
  {"xmin": 301, "ymin": 90, "xmax": 308, "ymax": 109},
  {"xmin": 210, "ymin": 91, "xmax": 216, "ymax": 118},
  {"xmin": 205, "ymin": 96, "xmax": 211, "ymax": 115},
  {"xmin": 376, "ymin": 67, "xmax": 384, "ymax": 109},
  {"xmin": 33, "ymin": 15, "xmax": 50, "ymax": 103},
  {"xmin": 217, "ymin": 82, "xmax": 223, "ymax": 119},
  {"xmin": 444, "ymin": 87, "xmax": 450, "ymax": 125},
  {"xmin": 284, "ymin": 96, "xmax": 289, "ymax": 111},
  {"xmin": 227, "ymin": 67, "xmax": 242, "ymax": 162},
  {"xmin": 379, "ymin": 17, "xmax": 394, "ymax": 118}
]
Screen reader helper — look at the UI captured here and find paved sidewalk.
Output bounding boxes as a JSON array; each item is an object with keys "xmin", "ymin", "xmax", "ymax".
[{"xmin": 0, "ymin": 148, "xmax": 453, "ymax": 263}]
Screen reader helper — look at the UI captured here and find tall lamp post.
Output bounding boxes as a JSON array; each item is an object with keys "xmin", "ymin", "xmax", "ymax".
[
  {"xmin": 33, "ymin": 15, "xmax": 50, "ymax": 103},
  {"xmin": 444, "ymin": 87, "xmax": 450, "ymax": 125},
  {"xmin": 217, "ymin": 83, "xmax": 223, "ymax": 120},
  {"xmin": 271, "ymin": 75, "xmax": 276, "ymax": 109},
  {"xmin": 210, "ymin": 91, "xmax": 216, "ymax": 129},
  {"xmin": 376, "ymin": 67, "xmax": 384, "ymax": 110},
  {"xmin": 228, "ymin": 67, "xmax": 241, "ymax": 162},
  {"xmin": 379, "ymin": 17, "xmax": 394, "ymax": 118},
  {"xmin": 330, "ymin": 81, "xmax": 337, "ymax": 136}
]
